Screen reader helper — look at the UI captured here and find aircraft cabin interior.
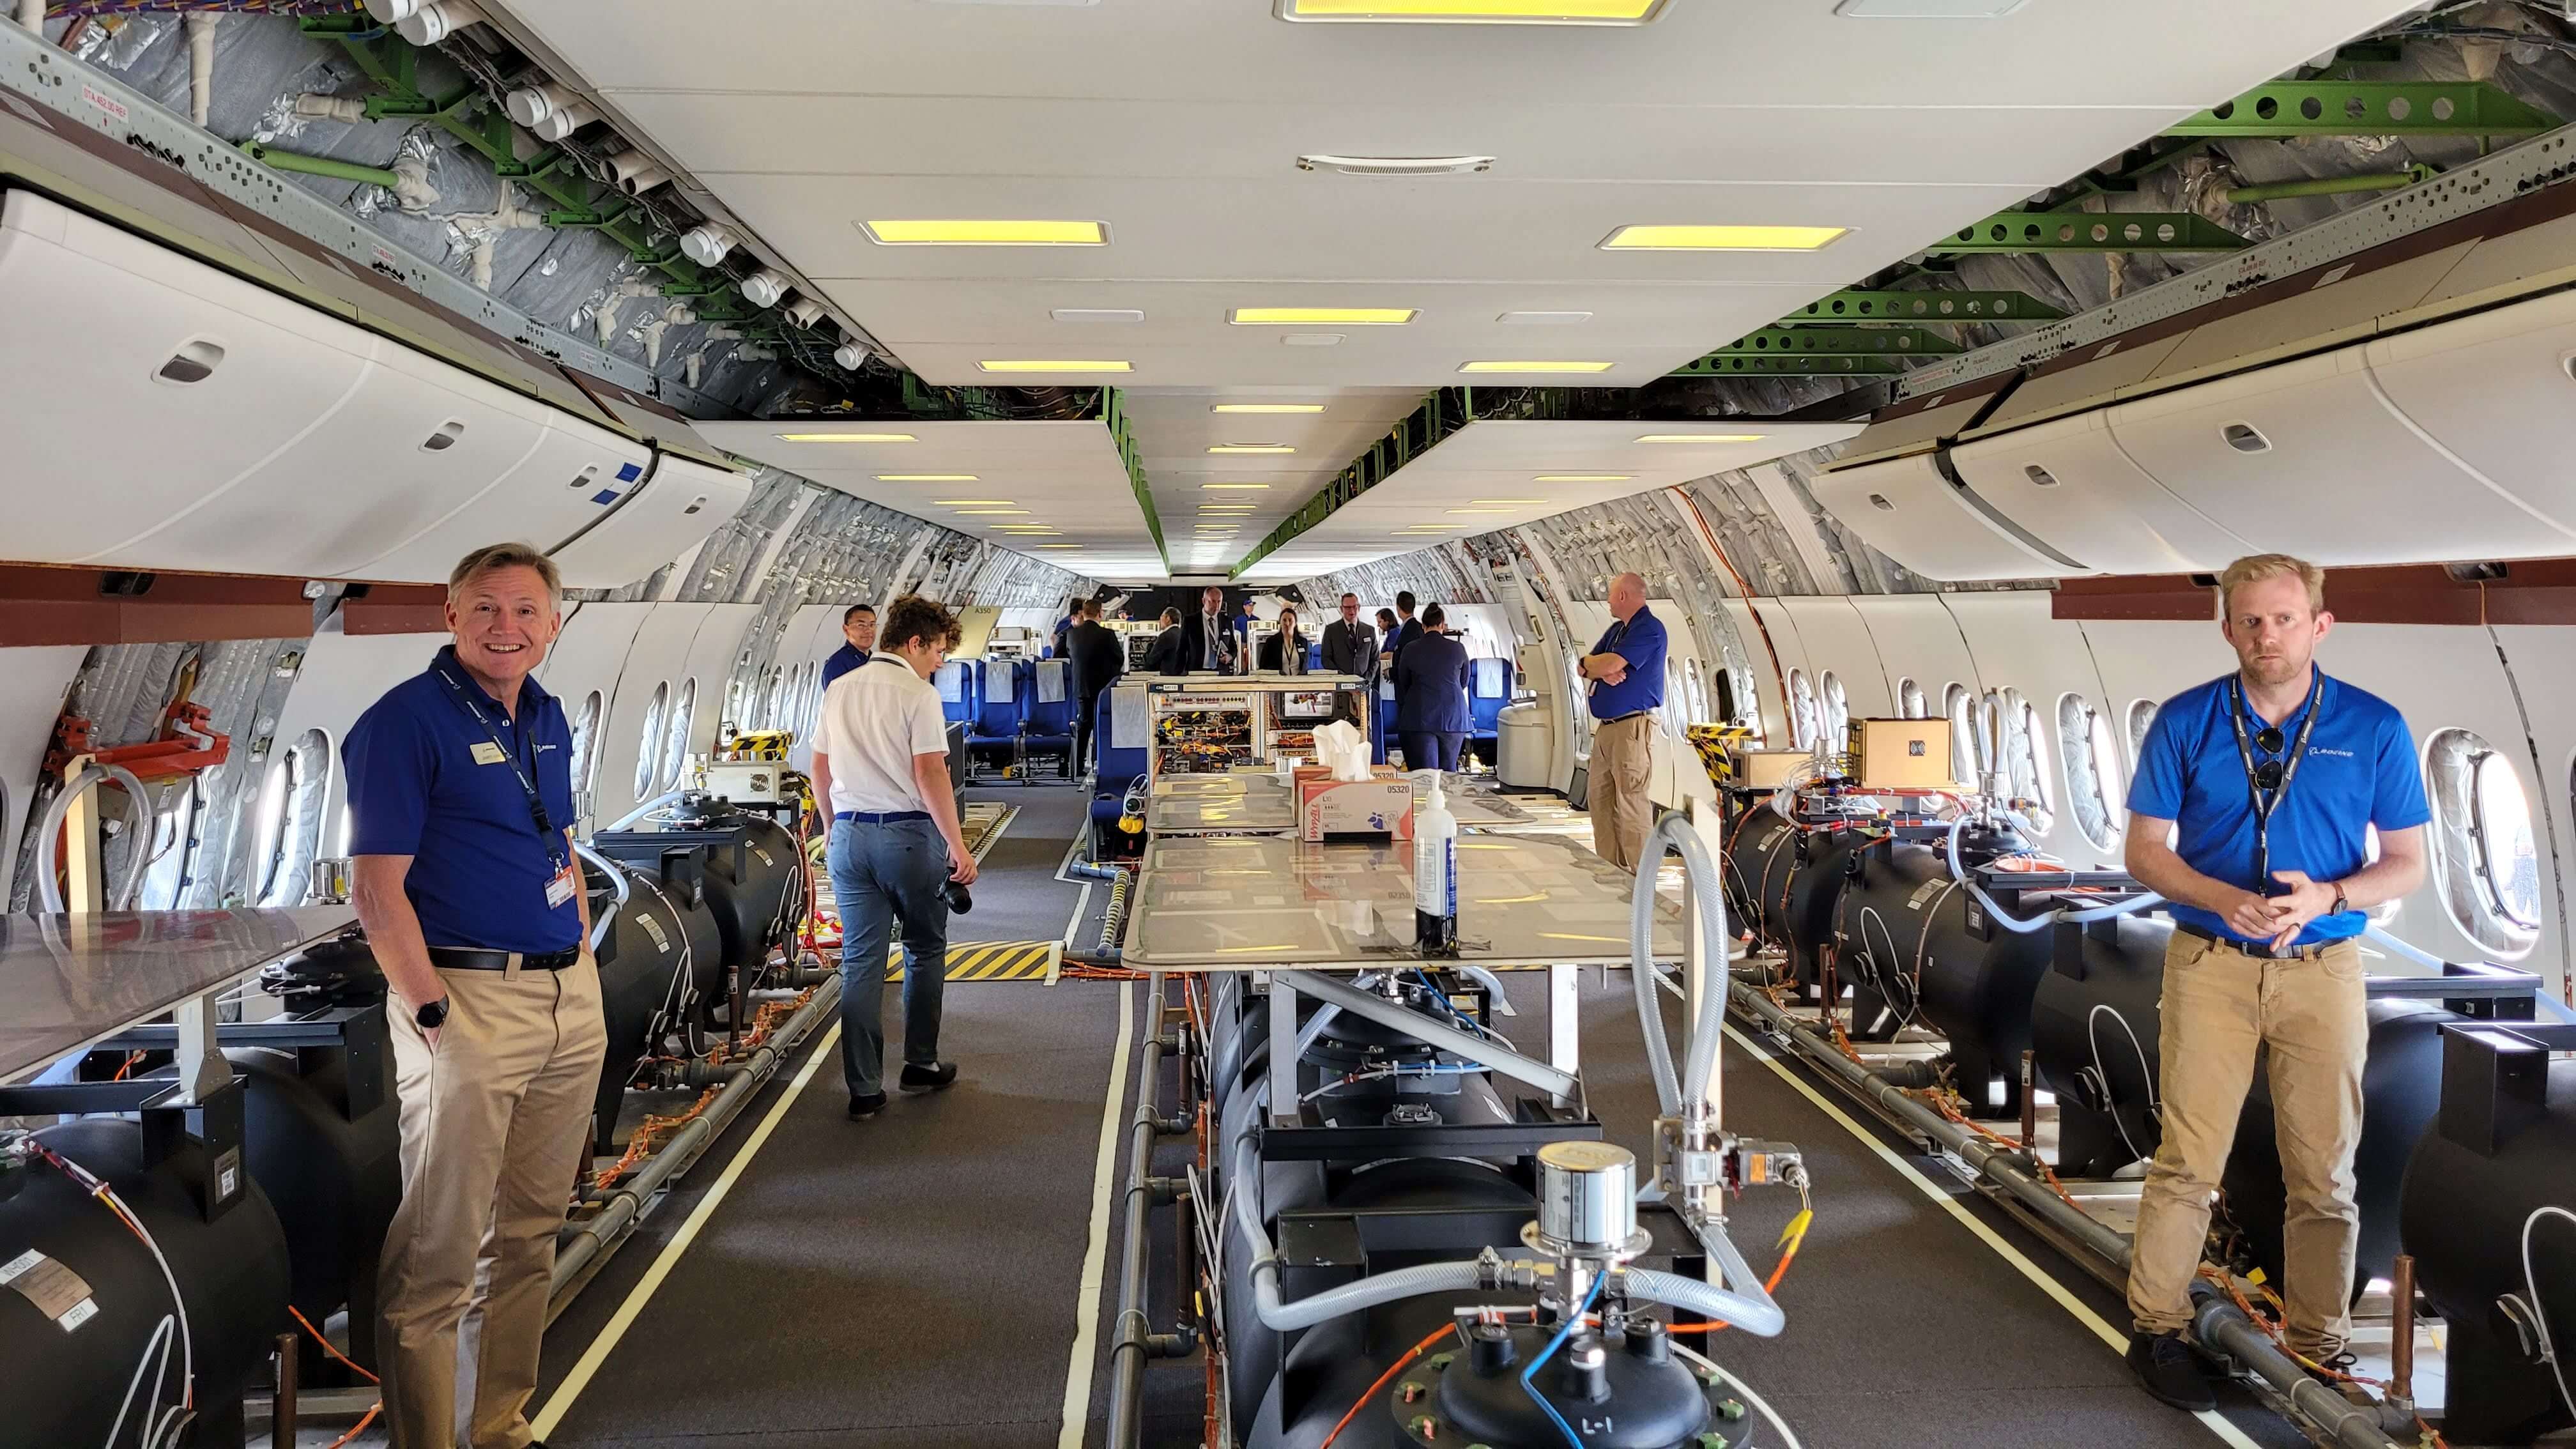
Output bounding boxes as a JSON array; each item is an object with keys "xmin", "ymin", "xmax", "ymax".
[{"xmin": 11, "ymin": 3, "xmax": 2576, "ymax": 1448}]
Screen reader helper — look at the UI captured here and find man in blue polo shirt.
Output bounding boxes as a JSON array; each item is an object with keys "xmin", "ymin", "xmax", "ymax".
[
  {"xmin": 344, "ymin": 542, "xmax": 607, "ymax": 1449},
  {"xmin": 2119, "ymin": 554, "xmax": 2428, "ymax": 1413},
  {"xmin": 1580, "ymin": 571, "xmax": 1667, "ymax": 872},
  {"xmin": 820, "ymin": 602, "xmax": 876, "ymax": 692}
]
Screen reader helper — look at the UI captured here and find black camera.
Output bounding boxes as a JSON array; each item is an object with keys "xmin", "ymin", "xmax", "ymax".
[{"xmin": 942, "ymin": 879, "xmax": 974, "ymax": 915}]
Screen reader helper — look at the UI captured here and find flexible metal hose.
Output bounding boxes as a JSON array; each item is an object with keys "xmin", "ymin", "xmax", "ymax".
[
  {"xmin": 35, "ymin": 763, "xmax": 153, "ymax": 912},
  {"xmin": 1629, "ymin": 809, "xmax": 1731, "ymax": 1117}
]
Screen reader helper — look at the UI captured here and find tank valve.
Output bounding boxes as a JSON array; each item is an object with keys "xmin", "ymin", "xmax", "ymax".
[
  {"xmin": 1649, "ymin": 1121, "xmax": 1808, "ymax": 1199},
  {"xmin": 1527, "ymin": 1141, "xmax": 1652, "ymax": 1263}
]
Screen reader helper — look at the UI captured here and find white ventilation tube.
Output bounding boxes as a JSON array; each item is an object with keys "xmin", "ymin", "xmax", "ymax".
[
  {"xmin": 507, "ymin": 82, "xmax": 599, "ymax": 141},
  {"xmin": 362, "ymin": 0, "xmax": 421, "ymax": 20},
  {"xmin": 680, "ymin": 222, "xmax": 739, "ymax": 266},
  {"xmin": 740, "ymin": 268, "xmax": 792, "ymax": 309},
  {"xmin": 184, "ymin": 14, "xmax": 218, "ymax": 126},
  {"xmin": 13, "ymin": 0, "xmax": 44, "ymax": 34},
  {"xmin": 832, "ymin": 341, "xmax": 870, "ymax": 371},
  {"xmin": 394, "ymin": 0, "xmax": 484, "ymax": 46},
  {"xmin": 781, "ymin": 296, "xmax": 825, "ymax": 328},
  {"xmin": 389, "ymin": 150, "xmax": 439, "ymax": 213},
  {"xmin": 604, "ymin": 150, "xmax": 671, "ymax": 195},
  {"xmin": 295, "ymin": 93, "xmax": 369, "ymax": 124}
]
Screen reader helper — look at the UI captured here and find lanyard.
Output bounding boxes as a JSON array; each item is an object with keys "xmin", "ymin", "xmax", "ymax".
[
  {"xmin": 2225, "ymin": 669, "xmax": 2324, "ymax": 897},
  {"xmin": 433, "ymin": 656, "xmax": 566, "ymax": 870}
]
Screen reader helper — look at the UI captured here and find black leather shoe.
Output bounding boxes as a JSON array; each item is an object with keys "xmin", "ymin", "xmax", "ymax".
[
  {"xmin": 898, "ymin": 1061, "xmax": 958, "ymax": 1093},
  {"xmin": 848, "ymin": 1091, "xmax": 887, "ymax": 1120},
  {"xmin": 2129, "ymin": 1331, "xmax": 2216, "ymax": 1411}
]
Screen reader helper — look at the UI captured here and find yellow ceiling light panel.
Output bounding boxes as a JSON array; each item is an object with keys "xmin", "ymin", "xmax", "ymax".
[
  {"xmin": 1228, "ymin": 307, "xmax": 1418, "ymax": 326},
  {"xmin": 861, "ymin": 219, "xmax": 1106, "ymax": 246},
  {"xmin": 1600, "ymin": 224, "xmax": 1849, "ymax": 252},
  {"xmin": 877, "ymin": 473, "xmax": 978, "ymax": 482},
  {"xmin": 977, "ymin": 360, "xmax": 1131, "ymax": 373},
  {"xmin": 1209, "ymin": 444, "xmax": 1296, "ymax": 455},
  {"xmin": 1202, "ymin": 482, "xmax": 1272, "ymax": 491},
  {"xmin": 1211, "ymin": 403, "xmax": 1326, "ymax": 414},
  {"xmin": 776, "ymin": 432, "xmax": 915, "ymax": 443},
  {"xmin": 1636, "ymin": 433, "xmax": 1767, "ymax": 443},
  {"xmin": 1469, "ymin": 498, "xmax": 1547, "ymax": 505},
  {"xmin": 1446, "ymin": 508, "xmax": 1515, "ymax": 514},
  {"xmin": 1036, "ymin": 544, "xmax": 1083, "ymax": 549},
  {"xmin": 1459, "ymin": 360, "xmax": 1614, "ymax": 374},
  {"xmin": 1533, "ymin": 473, "xmax": 1632, "ymax": 483},
  {"xmin": 1278, "ymin": 0, "xmax": 1666, "ymax": 22},
  {"xmin": 953, "ymin": 509, "xmax": 1031, "ymax": 516},
  {"xmin": 933, "ymin": 499, "xmax": 1016, "ymax": 506}
]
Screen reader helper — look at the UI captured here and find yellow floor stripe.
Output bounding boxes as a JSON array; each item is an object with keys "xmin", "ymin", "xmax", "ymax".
[{"xmin": 872, "ymin": 941, "xmax": 1059, "ymax": 983}]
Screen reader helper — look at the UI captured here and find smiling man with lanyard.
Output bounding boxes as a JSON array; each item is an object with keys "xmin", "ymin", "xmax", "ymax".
[
  {"xmin": 1578, "ymin": 571, "xmax": 1666, "ymax": 873},
  {"xmin": 2119, "ymin": 553, "xmax": 2428, "ymax": 1412},
  {"xmin": 346, "ymin": 542, "xmax": 606, "ymax": 1449}
]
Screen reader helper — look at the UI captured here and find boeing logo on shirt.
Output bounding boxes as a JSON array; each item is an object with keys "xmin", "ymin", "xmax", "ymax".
[
  {"xmin": 2308, "ymin": 746, "xmax": 2356, "ymax": 758},
  {"xmin": 537, "ymin": 743, "xmax": 561, "ymax": 752}
]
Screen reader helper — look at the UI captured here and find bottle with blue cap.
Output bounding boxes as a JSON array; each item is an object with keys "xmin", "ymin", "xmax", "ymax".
[{"xmin": 1413, "ymin": 769, "xmax": 1459, "ymax": 955}]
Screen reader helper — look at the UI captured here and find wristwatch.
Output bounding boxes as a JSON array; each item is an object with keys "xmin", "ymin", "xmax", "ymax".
[
  {"xmin": 2329, "ymin": 883, "xmax": 2350, "ymax": 916},
  {"xmin": 415, "ymin": 995, "xmax": 450, "ymax": 1031}
]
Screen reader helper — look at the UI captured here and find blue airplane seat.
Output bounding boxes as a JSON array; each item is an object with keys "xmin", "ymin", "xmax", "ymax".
[
  {"xmin": 1469, "ymin": 656, "xmax": 1510, "ymax": 740},
  {"xmin": 1023, "ymin": 659, "xmax": 1078, "ymax": 774},
  {"xmin": 967, "ymin": 659, "xmax": 1024, "ymax": 765},
  {"xmin": 1091, "ymin": 689, "xmax": 1151, "ymax": 855},
  {"xmin": 936, "ymin": 659, "xmax": 977, "ymax": 727}
]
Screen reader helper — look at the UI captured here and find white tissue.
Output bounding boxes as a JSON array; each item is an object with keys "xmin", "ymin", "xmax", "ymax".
[{"xmin": 1311, "ymin": 720, "xmax": 1373, "ymax": 781}]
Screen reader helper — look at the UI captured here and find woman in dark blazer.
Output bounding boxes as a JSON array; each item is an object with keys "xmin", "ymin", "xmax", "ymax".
[
  {"xmin": 1392, "ymin": 604, "xmax": 1473, "ymax": 772},
  {"xmin": 1254, "ymin": 607, "xmax": 1308, "ymax": 674}
]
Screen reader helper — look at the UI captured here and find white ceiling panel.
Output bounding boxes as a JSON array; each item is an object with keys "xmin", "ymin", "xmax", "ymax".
[
  {"xmin": 502, "ymin": 1, "xmax": 2405, "ymax": 112},
  {"xmin": 1236, "ymin": 418, "xmax": 1864, "ymax": 578},
  {"xmin": 691, "ymin": 418, "xmax": 1165, "ymax": 574},
  {"xmin": 607, "ymin": 92, "xmax": 2182, "ymax": 188}
]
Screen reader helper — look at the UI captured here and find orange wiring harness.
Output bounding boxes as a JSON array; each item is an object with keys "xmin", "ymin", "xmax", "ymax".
[
  {"xmin": 287, "ymin": 1304, "xmax": 384, "ymax": 1448},
  {"xmin": 2200, "ymin": 1267, "xmax": 2452, "ymax": 1448}
]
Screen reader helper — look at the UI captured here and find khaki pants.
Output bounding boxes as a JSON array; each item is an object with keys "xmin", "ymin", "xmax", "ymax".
[
  {"xmin": 2126, "ymin": 931, "xmax": 2366, "ymax": 1355},
  {"xmin": 380, "ymin": 953, "xmax": 607, "ymax": 1449},
  {"xmin": 1590, "ymin": 714, "xmax": 1655, "ymax": 874}
]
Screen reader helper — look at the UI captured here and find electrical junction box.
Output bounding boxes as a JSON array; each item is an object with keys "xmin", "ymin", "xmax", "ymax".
[
  {"xmin": 1847, "ymin": 718, "xmax": 1954, "ymax": 790},
  {"xmin": 702, "ymin": 760, "xmax": 784, "ymax": 804},
  {"xmin": 1735, "ymin": 750, "xmax": 1811, "ymax": 790}
]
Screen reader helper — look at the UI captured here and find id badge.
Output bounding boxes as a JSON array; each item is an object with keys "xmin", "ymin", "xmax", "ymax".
[{"xmin": 546, "ymin": 864, "xmax": 578, "ymax": 908}]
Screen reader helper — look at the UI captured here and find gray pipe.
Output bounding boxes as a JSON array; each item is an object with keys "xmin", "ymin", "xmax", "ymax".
[
  {"xmin": 34, "ymin": 763, "xmax": 154, "ymax": 913},
  {"xmin": 1727, "ymin": 981, "xmax": 2401, "ymax": 1448},
  {"xmin": 604, "ymin": 789, "xmax": 686, "ymax": 834},
  {"xmin": 1106, "ymin": 975, "xmax": 1186, "ymax": 1449},
  {"xmin": 550, "ymin": 972, "xmax": 841, "ymax": 1301},
  {"xmin": 1630, "ymin": 809, "xmax": 1728, "ymax": 1119},
  {"xmin": 574, "ymin": 840, "xmax": 629, "ymax": 953}
]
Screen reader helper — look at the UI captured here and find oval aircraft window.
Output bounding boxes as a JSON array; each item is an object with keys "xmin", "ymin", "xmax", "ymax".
[
  {"xmin": 569, "ymin": 689, "xmax": 603, "ymax": 811},
  {"xmin": 1820, "ymin": 671, "xmax": 1850, "ymax": 749},
  {"xmin": 1945, "ymin": 682, "xmax": 1979, "ymax": 786},
  {"xmin": 1788, "ymin": 670, "xmax": 1820, "ymax": 752},
  {"xmin": 633, "ymin": 682, "xmax": 669, "ymax": 802},
  {"xmin": 2126, "ymin": 699, "xmax": 2159, "ymax": 768},
  {"xmin": 2057, "ymin": 693, "xmax": 2122, "ymax": 853},
  {"xmin": 2426, "ymin": 728, "xmax": 2540, "ymax": 956},
  {"xmin": 1897, "ymin": 678, "xmax": 1926, "ymax": 720},
  {"xmin": 660, "ymin": 678, "xmax": 698, "ymax": 793}
]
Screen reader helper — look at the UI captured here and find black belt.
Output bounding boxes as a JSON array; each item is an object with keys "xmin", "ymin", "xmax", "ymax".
[
  {"xmin": 2175, "ymin": 921, "xmax": 2331, "ymax": 961},
  {"xmin": 431, "ymin": 946, "xmax": 581, "ymax": 972},
  {"xmin": 836, "ymin": 809, "xmax": 931, "ymax": 824},
  {"xmin": 1596, "ymin": 710, "xmax": 1650, "ymax": 725}
]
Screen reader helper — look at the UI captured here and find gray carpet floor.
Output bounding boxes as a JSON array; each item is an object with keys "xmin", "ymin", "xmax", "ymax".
[{"xmin": 953, "ymin": 784, "xmax": 1092, "ymax": 946}]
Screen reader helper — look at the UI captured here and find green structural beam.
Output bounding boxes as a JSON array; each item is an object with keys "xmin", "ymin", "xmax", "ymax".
[
  {"xmin": 240, "ymin": 141, "xmax": 399, "ymax": 190},
  {"xmin": 1925, "ymin": 211, "xmax": 2251, "ymax": 255},
  {"xmin": 1667, "ymin": 352, "xmax": 1915, "ymax": 378},
  {"xmin": 1705, "ymin": 326, "xmax": 1963, "ymax": 360},
  {"xmin": 1101, "ymin": 390, "xmax": 1170, "ymax": 572},
  {"xmin": 1782, "ymin": 289, "xmax": 2065, "ymax": 325},
  {"xmin": 2168, "ymin": 81, "xmax": 2559, "ymax": 139}
]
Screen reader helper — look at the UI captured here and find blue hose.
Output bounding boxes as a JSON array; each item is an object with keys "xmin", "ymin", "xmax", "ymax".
[{"xmin": 1521, "ymin": 1270, "xmax": 1606, "ymax": 1448}]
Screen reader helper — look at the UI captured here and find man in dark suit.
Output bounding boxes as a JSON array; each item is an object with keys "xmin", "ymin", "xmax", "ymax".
[
  {"xmin": 1319, "ymin": 592, "xmax": 1379, "ymax": 687},
  {"xmin": 1066, "ymin": 599, "xmax": 1125, "ymax": 772},
  {"xmin": 1172, "ymin": 586, "xmax": 1239, "ymax": 675},
  {"xmin": 1389, "ymin": 591, "xmax": 1424, "ymax": 665},
  {"xmin": 1141, "ymin": 609, "xmax": 1183, "ymax": 674},
  {"xmin": 1393, "ymin": 603, "xmax": 1473, "ymax": 773}
]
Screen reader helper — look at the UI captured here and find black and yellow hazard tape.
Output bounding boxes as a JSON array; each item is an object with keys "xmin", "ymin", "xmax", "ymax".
[{"xmin": 882, "ymin": 939, "xmax": 1061, "ymax": 982}]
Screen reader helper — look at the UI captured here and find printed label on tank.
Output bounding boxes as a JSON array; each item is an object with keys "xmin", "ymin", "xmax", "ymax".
[
  {"xmin": 1, "ymin": 1250, "xmax": 98, "ymax": 1333},
  {"xmin": 752, "ymin": 848, "xmax": 772, "ymax": 866},
  {"xmin": 215, "ymin": 1147, "xmax": 242, "ymax": 1204},
  {"xmin": 640, "ymin": 914, "xmax": 670, "ymax": 953},
  {"xmin": 1908, "ymin": 880, "xmax": 1943, "ymax": 910}
]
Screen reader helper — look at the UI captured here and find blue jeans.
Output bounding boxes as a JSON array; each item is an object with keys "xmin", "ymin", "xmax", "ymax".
[
  {"xmin": 827, "ymin": 816, "xmax": 951, "ymax": 1098},
  {"xmin": 1400, "ymin": 732, "xmax": 1464, "ymax": 772}
]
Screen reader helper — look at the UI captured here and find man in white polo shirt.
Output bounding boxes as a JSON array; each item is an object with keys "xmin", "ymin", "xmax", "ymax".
[{"xmin": 809, "ymin": 595, "xmax": 979, "ymax": 1121}]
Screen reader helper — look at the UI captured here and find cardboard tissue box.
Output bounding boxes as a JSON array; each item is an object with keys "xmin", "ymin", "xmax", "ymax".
[{"xmin": 1296, "ymin": 721, "xmax": 1414, "ymax": 841}]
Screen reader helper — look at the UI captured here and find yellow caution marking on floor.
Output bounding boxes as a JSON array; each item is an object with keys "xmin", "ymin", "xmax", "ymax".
[{"xmin": 881, "ymin": 940, "xmax": 1063, "ymax": 982}]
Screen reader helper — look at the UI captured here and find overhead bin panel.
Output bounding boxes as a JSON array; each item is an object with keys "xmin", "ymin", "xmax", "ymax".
[
  {"xmin": 2366, "ymin": 288, "xmax": 2576, "ymax": 537},
  {"xmin": 340, "ymin": 418, "xmax": 652, "ymax": 583},
  {"xmin": 1810, "ymin": 453, "xmax": 2069, "ymax": 583},
  {"xmin": 0, "ymin": 190, "xmax": 370, "ymax": 565},
  {"xmin": 1950, "ymin": 411, "xmax": 2253, "ymax": 574},
  {"xmin": 550, "ymin": 454, "xmax": 752, "ymax": 590},
  {"xmin": 2107, "ymin": 346, "xmax": 2576, "ymax": 565}
]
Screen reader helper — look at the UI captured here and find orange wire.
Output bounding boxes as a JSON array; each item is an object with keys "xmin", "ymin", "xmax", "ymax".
[
  {"xmin": 1318, "ymin": 1322, "xmax": 1458, "ymax": 1449},
  {"xmin": 322, "ymin": 1402, "xmax": 381, "ymax": 1449},
  {"xmin": 288, "ymin": 1304, "xmax": 379, "ymax": 1384}
]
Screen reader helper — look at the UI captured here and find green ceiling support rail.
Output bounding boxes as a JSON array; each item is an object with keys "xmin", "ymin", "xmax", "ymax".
[
  {"xmin": 2167, "ymin": 80, "xmax": 2559, "ymax": 139},
  {"xmin": 1667, "ymin": 352, "xmax": 1917, "ymax": 378},
  {"xmin": 239, "ymin": 141, "xmax": 400, "ymax": 190},
  {"xmin": 1781, "ymin": 289, "xmax": 2065, "ymax": 325},
  {"xmin": 1101, "ymin": 390, "xmax": 1170, "ymax": 572},
  {"xmin": 1925, "ymin": 211, "xmax": 2251, "ymax": 255},
  {"xmin": 1232, "ymin": 388, "xmax": 1593, "ymax": 577},
  {"xmin": 2216, "ymin": 165, "xmax": 2437, "ymax": 206},
  {"xmin": 1702, "ymin": 325, "xmax": 1963, "ymax": 360}
]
